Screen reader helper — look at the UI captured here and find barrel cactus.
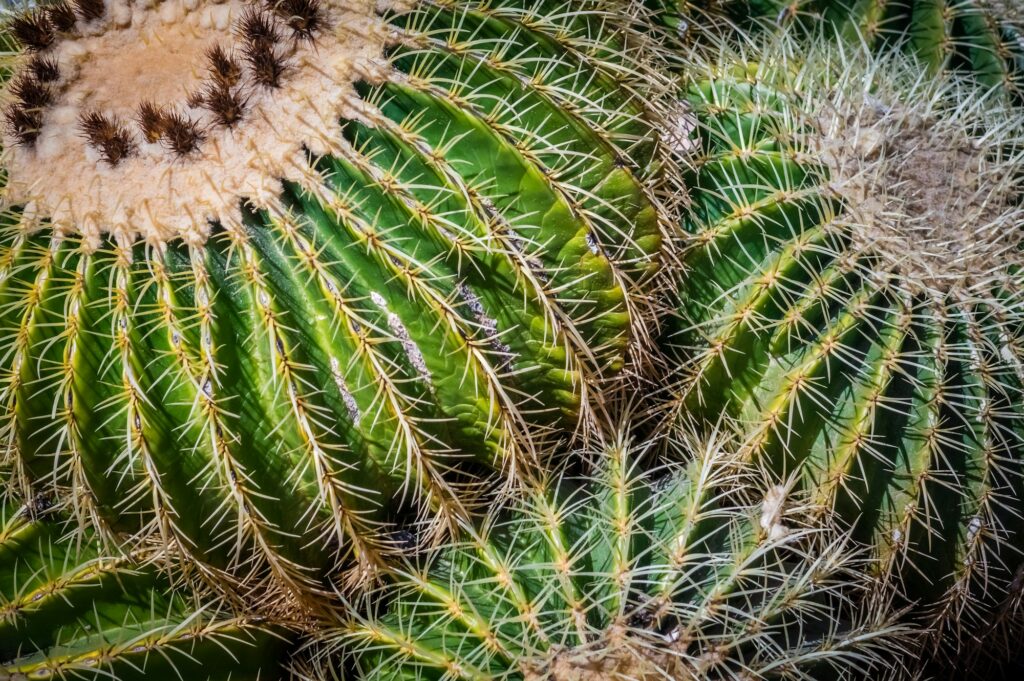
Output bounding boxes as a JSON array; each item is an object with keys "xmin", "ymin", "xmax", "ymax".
[
  {"xmin": 768, "ymin": 0, "xmax": 1024, "ymax": 100},
  {"xmin": 669, "ymin": 34, "xmax": 1024, "ymax": 657},
  {"xmin": 0, "ymin": 0, "xmax": 674, "ymax": 597},
  {"xmin": 656, "ymin": 0, "xmax": 1024, "ymax": 100},
  {"xmin": 313, "ymin": 430, "xmax": 907, "ymax": 681},
  {"xmin": 0, "ymin": 493, "xmax": 290, "ymax": 680}
]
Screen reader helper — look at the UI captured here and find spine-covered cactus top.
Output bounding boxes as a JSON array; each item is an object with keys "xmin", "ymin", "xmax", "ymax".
[
  {"xmin": 0, "ymin": 0, "xmax": 674, "ymax": 597},
  {"xmin": 320, "ymin": 432, "xmax": 906, "ymax": 681},
  {"xmin": 669, "ymin": 35, "xmax": 1024, "ymax": 653},
  {"xmin": 0, "ymin": 495, "xmax": 289, "ymax": 680}
]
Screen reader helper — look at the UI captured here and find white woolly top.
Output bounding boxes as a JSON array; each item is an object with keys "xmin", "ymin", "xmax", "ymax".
[{"xmin": 1, "ymin": 0, "xmax": 390, "ymax": 248}]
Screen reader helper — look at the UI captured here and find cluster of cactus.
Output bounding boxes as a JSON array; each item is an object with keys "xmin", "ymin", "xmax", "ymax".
[{"xmin": 1, "ymin": 0, "xmax": 1023, "ymax": 679}]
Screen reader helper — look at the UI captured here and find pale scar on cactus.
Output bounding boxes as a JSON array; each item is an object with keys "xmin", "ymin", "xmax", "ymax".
[
  {"xmin": 308, "ymin": 428, "xmax": 908, "ymax": 681},
  {"xmin": 0, "ymin": 0, "xmax": 674, "ymax": 600},
  {"xmin": 668, "ymin": 34, "xmax": 1024, "ymax": 655},
  {"xmin": 0, "ymin": 494, "xmax": 290, "ymax": 681}
]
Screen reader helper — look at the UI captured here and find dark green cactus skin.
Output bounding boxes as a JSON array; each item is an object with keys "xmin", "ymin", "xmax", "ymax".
[
  {"xmin": 0, "ymin": 498, "xmax": 289, "ymax": 681},
  {"xmin": 0, "ymin": 0, "xmax": 665, "ymax": 591},
  {"xmin": 333, "ymin": 439, "xmax": 901, "ymax": 681},
  {"xmin": 670, "ymin": 64, "xmax": 1024, "ymax": 640}
]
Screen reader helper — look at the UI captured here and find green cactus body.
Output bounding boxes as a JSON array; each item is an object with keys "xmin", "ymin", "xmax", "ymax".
[
  {"xmin": 0, "ymin": 0, "xmax": 670, "ymax": 595},
  {"xmin": 678, "ymin": 0, "xmax": 1024, "ymax": 100},
  {"xmin": 670, "ymin": 37, "xmax": 1024, "ymax": 646},
  {"xmin": 0, "ymin": 496, "xmax": 289, "ymax": 680},
  {"xmin": 325, "ymin": 432, "xmax": 904, "ymax": 680}
]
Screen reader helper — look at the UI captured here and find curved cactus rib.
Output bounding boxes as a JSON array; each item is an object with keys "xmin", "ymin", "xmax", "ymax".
[
  {"xmin": 0, "ymin": 0, "xmax": 673, "ymax": 598},
  {"xmin": 318, "ymin": 428, "xmax": 908, "ymax": 681},
  {"xmin": 0, "ymin": 498, "xmax": 290, "ymax": 681}
]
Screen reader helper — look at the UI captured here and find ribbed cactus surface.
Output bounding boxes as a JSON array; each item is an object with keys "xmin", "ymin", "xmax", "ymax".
[
  {"xmin": 670, "ymin": 38, "xmax": 1024, "ymax": 648},
  {"xmin": 0, "ymin": 0, "xmax": 670, "ymax": 595},
  {"xmin": 325, "ymin": 432, "xmax": 904, "ymax": 680},
  {"xmin": 0, "ymin": 496, "xmax": 288, "ymax": 680},
  {"xmin": 775, "ymin": 0, "xmax": 1024, "ymax": 98},
  {"xmin": 668, "ymin": 0, "xmax": 1024, "ymax": 99}
]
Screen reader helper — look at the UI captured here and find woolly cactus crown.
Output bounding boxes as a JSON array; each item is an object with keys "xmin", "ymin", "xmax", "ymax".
[
  {"xmin": 798, "ymin": 48, "xmax": 1022, "ymax": 295},
  {"xmin": 4, "ymin": 0, "xmax": 387, "ymax": 247}
]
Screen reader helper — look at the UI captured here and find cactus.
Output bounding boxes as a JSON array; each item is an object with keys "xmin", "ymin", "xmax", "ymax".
[
  {"xmin": 656, "ymin": 0, "xmax": 1024, "ymax": 100},
  {"xmin": 314, "ymin": 429, "xmax": 907, "ymax": 681},
  {"xmin": 0, "ymin": 493, "xmax": 290, "ymax": 680},
  {"xmin": 668, "ymin": 34, "xmax": 1024, "ymax": 657},
  {"xmin": 0, "ymin": 0, "xmax": 674, "ymax": 597}
]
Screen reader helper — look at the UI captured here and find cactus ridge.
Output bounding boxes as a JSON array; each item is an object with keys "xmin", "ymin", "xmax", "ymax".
[
  {"xmin": 314, "ymin": 427, "xmax": 908, "ymax": 681},
  {"xmin": 0, "ymin": 494, "xmax": 290, "ymax": 681},
  {"xmin": 657, "ymin": 0, "xmax": 1024, "ymax": 102},
  {"xmin": 669, "ymin": 33, "xmax": 1024, "ymax": 654},
  {"xmin": 0, "ymin": 0, "xmax": 676, "ymax": 599}
]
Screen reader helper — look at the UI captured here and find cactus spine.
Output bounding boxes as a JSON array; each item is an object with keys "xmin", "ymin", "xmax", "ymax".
[
  {"xmin": 669, "ymin": 34, "xmax": 1024, "ymax": 656},
  {"xmin": 0, "ymin": 494, "xmax": 289, "ymax": 680},
  {"xmin": 0, "ymin": 0, "xmax": 675, "ymax": 598},
  {"xmin": 317, "ymin": 429, "xmax": 906, "ymax": 681},
  {"xmin": 658, "ymin": 0, "xmax": 1024, "ymax": 100}
]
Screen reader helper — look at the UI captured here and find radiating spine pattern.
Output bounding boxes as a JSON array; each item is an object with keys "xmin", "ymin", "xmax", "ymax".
[{"xmin": 324, "ymin": 432, "xmax": 905, "ymax": 680}]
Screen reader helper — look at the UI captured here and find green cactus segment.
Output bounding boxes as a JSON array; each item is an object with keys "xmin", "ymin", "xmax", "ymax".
[
  {"xmin": 672, "ymin": 44, "xmax": 1024, "ymax": 630},
  {"xmin": 710, "ymin": 0, "xmax": 1024, "ymax": 100},
  {"xmin": 334, "ymin": 437, "xmax": 902, "ymax": 680},
  {"xmin": 0, "ymin": 0, "xmax": 667, "ymax": 591},
  {"xmin": 0, "ymin": 499, "xmax": 288, "ymax": 681}
]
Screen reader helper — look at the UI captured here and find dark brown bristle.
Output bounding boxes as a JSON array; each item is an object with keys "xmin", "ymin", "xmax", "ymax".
[
  {"xmin": 206, "ymin": 45, "xmax": 242, "ymax": 86},
  {"xmin": 162, "ymin": 112, "xmax": 206, "ymax": 156},
  {"xmin": 47, "ymin": 2, "xmax": 78, "ymax": 32},
  {"xmin": 185, "ymin": 90, "xmax": 205, "ymax": 109},
  {"xmin": 28, "ymin": 56, "xmax": 61, "ymax": 83},
  {"xmin": 136, "ymin": 101, "xmax": 169, "ymax": 143},
  {"xmin": 244, "ymin": 39, "xmax": 287, "ymax": 89},
  {"xmin": 271, "ymin": 0, "xmax": 323, "ymax": 40},
  {"xmin": 72, "ymin": 0, "xmax": 105, "ymax": 22},
  {"xmin": 199, "ymin": 82, "xmax": 246, "ymax": 128},
  {"xmin": 79, "ymin": 111, "xmax": 136, "ymax": 165},
  {"xmin": 9, "ymin": 74, "xmax": 54, "ymax": 110},
  {"xmin": 4, "ymin": 105, "xmax": 43, "ymax": 145},
  {"xmin": 235, "ymin": 7, "xmax": 280, "ymax": 45},
  {"xmin": 11, "ymin": 11, "xmax": 55, "ymax": 51}
]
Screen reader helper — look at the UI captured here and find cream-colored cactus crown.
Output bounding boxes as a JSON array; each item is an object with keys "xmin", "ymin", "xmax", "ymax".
[{"xmin": 2, "ymin": 0, "xmax": 389, "ymax": 248}]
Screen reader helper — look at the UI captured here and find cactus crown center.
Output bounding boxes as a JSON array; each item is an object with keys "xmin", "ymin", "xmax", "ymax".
[
  {"xmin": 814, "ymin": 94, "xmax": 1023, "ymax": 295},
  {"xmin": 2, "ymin": 0, "xmax": 387, "ymax": 248}
]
